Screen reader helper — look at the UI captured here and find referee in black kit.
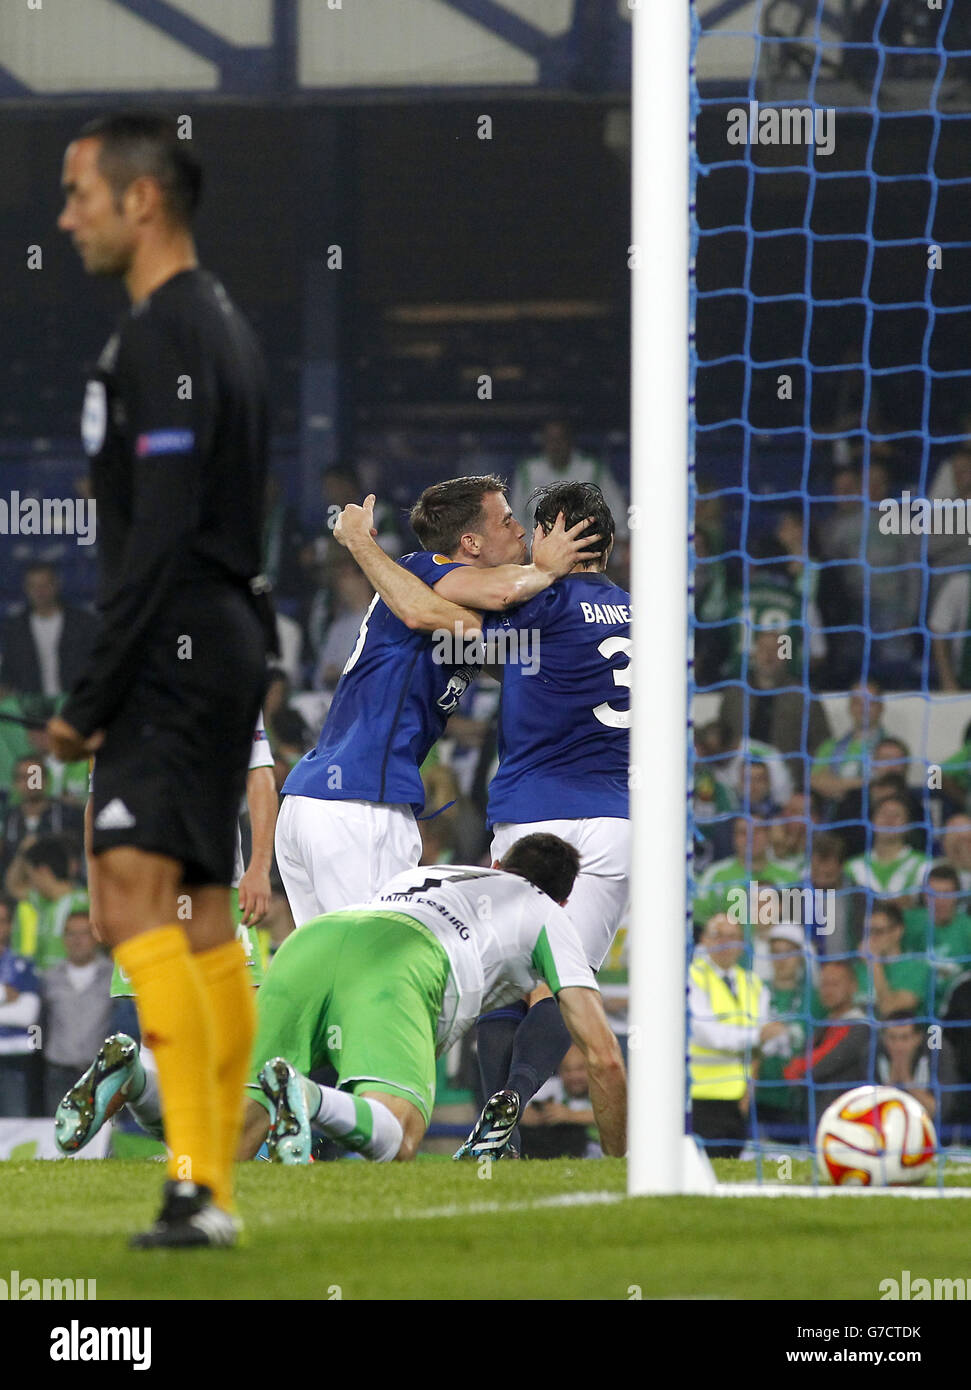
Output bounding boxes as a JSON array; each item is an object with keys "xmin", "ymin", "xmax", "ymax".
[{"xmin": 49, "ymin": 113, "xmax": 271, "ymax": 1248}]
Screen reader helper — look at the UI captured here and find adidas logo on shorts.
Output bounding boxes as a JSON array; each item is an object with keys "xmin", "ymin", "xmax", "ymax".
[{"xmin": 94, "ymin": 799, "xmax": 136, "ymax": 830}]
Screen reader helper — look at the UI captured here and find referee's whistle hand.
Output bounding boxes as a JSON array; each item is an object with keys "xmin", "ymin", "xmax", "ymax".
[{"xmin": 46, "ymin": 716, "xmax": 103, "ymax": 763}]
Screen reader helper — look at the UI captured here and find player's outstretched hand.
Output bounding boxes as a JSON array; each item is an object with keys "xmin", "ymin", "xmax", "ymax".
[
  {"xmin": 333, "ymin": 494, "xmax": 379, "ymax": 548},
  {"xmin": 531, "ymin": 512, "xmax": 602, "ymax": 579},
  {"xmin": 46, "ymin": 716, "xmax": 103, "ymax": 763}
]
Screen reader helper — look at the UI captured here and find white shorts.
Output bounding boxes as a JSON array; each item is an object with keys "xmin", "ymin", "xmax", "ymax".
[
  {"xmin": 275, "ymin": 795, "xmax": 422, "ymax": 927},
  {"xmin": 490, "ymin": 817, "xmax": 631, "ymax": 971}
]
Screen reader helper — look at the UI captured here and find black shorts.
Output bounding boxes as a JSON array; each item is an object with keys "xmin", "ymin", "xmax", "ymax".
[{"xmin": 89, "ymin": 582, "xmax": 267, "ymax": 886}]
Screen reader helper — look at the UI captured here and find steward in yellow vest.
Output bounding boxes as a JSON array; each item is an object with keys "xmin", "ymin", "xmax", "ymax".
[
  {"xmin": 689, "ymin": 955, "xmax": 764, "ymax": 1100},
  {"xmin": 689, "ymin": 913, "xmax": 787, "ymax": 1157}
]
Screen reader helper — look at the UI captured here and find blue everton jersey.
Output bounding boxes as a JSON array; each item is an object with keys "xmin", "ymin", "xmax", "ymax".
[
  {"xmin": 486, "ymin": 572, "xmax": 631, "ymax": 826},
  {"xmin": 283, "ymin": 552, "xmax": 474, "ymax": 813}
]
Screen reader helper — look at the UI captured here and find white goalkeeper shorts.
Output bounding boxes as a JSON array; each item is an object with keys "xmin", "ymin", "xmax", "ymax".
[
  {"xmin": 275, "ymin": 795, "xmax": 422, "ymax": 927},
  {"xmin": 490, "ymin": 816, "xmax": 631, "ymax": 971}
]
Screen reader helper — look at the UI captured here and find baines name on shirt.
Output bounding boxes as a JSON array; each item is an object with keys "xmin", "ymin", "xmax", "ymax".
[{"xmin": 579, "ymin": 601, "xmax": 631, "ymax": 625}]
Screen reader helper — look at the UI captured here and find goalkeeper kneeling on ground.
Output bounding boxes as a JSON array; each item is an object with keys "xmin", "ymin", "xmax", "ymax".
[{"xmin": 239, "ymin": 834, "xmax": 627, "ymax": 1163}]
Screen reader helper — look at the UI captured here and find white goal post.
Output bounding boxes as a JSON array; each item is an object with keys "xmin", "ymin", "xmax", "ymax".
[{"xmin": 628, "ymin": 0, "xmax": 707, "ymax": 1194}]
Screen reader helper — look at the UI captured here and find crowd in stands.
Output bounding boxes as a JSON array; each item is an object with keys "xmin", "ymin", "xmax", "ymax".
[
  {"xmin": 691, "ymin": 672, "xmax": 971, "ymax": 1148},
  {"xmin": 692, "ymin": 421, "xmax": 971, "ymax": 1147},
  {"xmin": 695, "ymin": 420, "xmax": 971, "ymax": 696}
]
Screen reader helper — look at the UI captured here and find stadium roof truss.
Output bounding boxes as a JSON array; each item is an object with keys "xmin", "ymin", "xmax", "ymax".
[{"xmin": 0, "ymin": 0, "xmax": 632, "ymax": 101}]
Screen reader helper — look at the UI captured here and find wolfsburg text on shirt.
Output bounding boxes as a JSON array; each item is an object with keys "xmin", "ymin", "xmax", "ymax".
[{"xmin": 379, "ymin": 892, "xmax": 470, "ymax": 940}]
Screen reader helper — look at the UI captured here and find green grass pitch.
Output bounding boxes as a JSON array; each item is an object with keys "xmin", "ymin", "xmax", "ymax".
[{"xmin": 3, "ymin": 1157, "xmax": 971, "ymax": 1300}]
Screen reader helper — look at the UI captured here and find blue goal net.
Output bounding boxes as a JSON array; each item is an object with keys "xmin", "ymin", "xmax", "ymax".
[{"xmin": 689, "ymin": 0, "xmax": 971, "ymax": 1182}]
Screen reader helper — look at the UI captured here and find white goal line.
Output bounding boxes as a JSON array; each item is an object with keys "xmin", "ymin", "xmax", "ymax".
[
  {"xmin": 400, "ymin": 1186, "xmax": 971, "ymax": 1216},
  {"xmin": 714, "ymin": 1184, "xmax": 971, "ymax": 1199}
]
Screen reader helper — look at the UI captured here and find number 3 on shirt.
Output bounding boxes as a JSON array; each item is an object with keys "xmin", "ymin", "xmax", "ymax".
[{"xmin": 593, "ymin": 636, "xmax": 631, "ymax": 729}]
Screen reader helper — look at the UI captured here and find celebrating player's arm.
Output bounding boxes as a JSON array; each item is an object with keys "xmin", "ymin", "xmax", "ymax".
[
  {"xmin": 334, "ymin": 496, "xmax": 482, "ymax": 635},
  {"xmin": 237, "ymin": 762, "xmax": 277, "ymax": 926},
  {"xmin": 334, "ymin": 492, "xmax": 600, "ymax": 622},
  {"xmin": 553, "ymin": 985, "xmax": 627, "ymax": 1156}
]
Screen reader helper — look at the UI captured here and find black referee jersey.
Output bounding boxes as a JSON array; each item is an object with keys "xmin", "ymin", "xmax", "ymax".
[
  {"xmin": 62, "ymin": 267, "xmax": 269, "ymax": 741},
  {"xmin": 62, "ymin": 268, "xmax": 270, "ymax": 882}
]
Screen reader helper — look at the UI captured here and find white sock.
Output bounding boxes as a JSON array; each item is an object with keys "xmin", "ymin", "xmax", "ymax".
[
  {"xmin": 126, "ymin": 1046, "xmax": 165, "ymax": 1140},
  {"xmin": 302, "ymin": 1079, "xmax": 403, "ymax": 1161}
]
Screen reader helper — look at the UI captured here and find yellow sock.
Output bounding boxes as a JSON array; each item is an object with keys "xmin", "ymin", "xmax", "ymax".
[
  {"xmin": 114, "ymin": 927, "xmax": 220, "ymax": 1196},
  {"xmin": 195, "ymin": 939, "xmax": 256, "ymax": 1214}
]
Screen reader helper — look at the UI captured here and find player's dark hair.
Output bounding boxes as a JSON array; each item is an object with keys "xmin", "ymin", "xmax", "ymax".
[
  {"xmin": 409, "ymin": 475, "xmax": 507, "ymax": 555},
  {"xmin": 500, "ymin": 833, "xmax": 581, "ymax": 904},
  {"xmin": 22, "ymin": 834, "xmax": 72, "ymax": 882},
  {"xmin": 529, "ymin": 481, "xmax": 615, "ymax": 564},
  {"xmin": 76, "ymin": 111, "xmax": 202, "ymax": 226}
]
